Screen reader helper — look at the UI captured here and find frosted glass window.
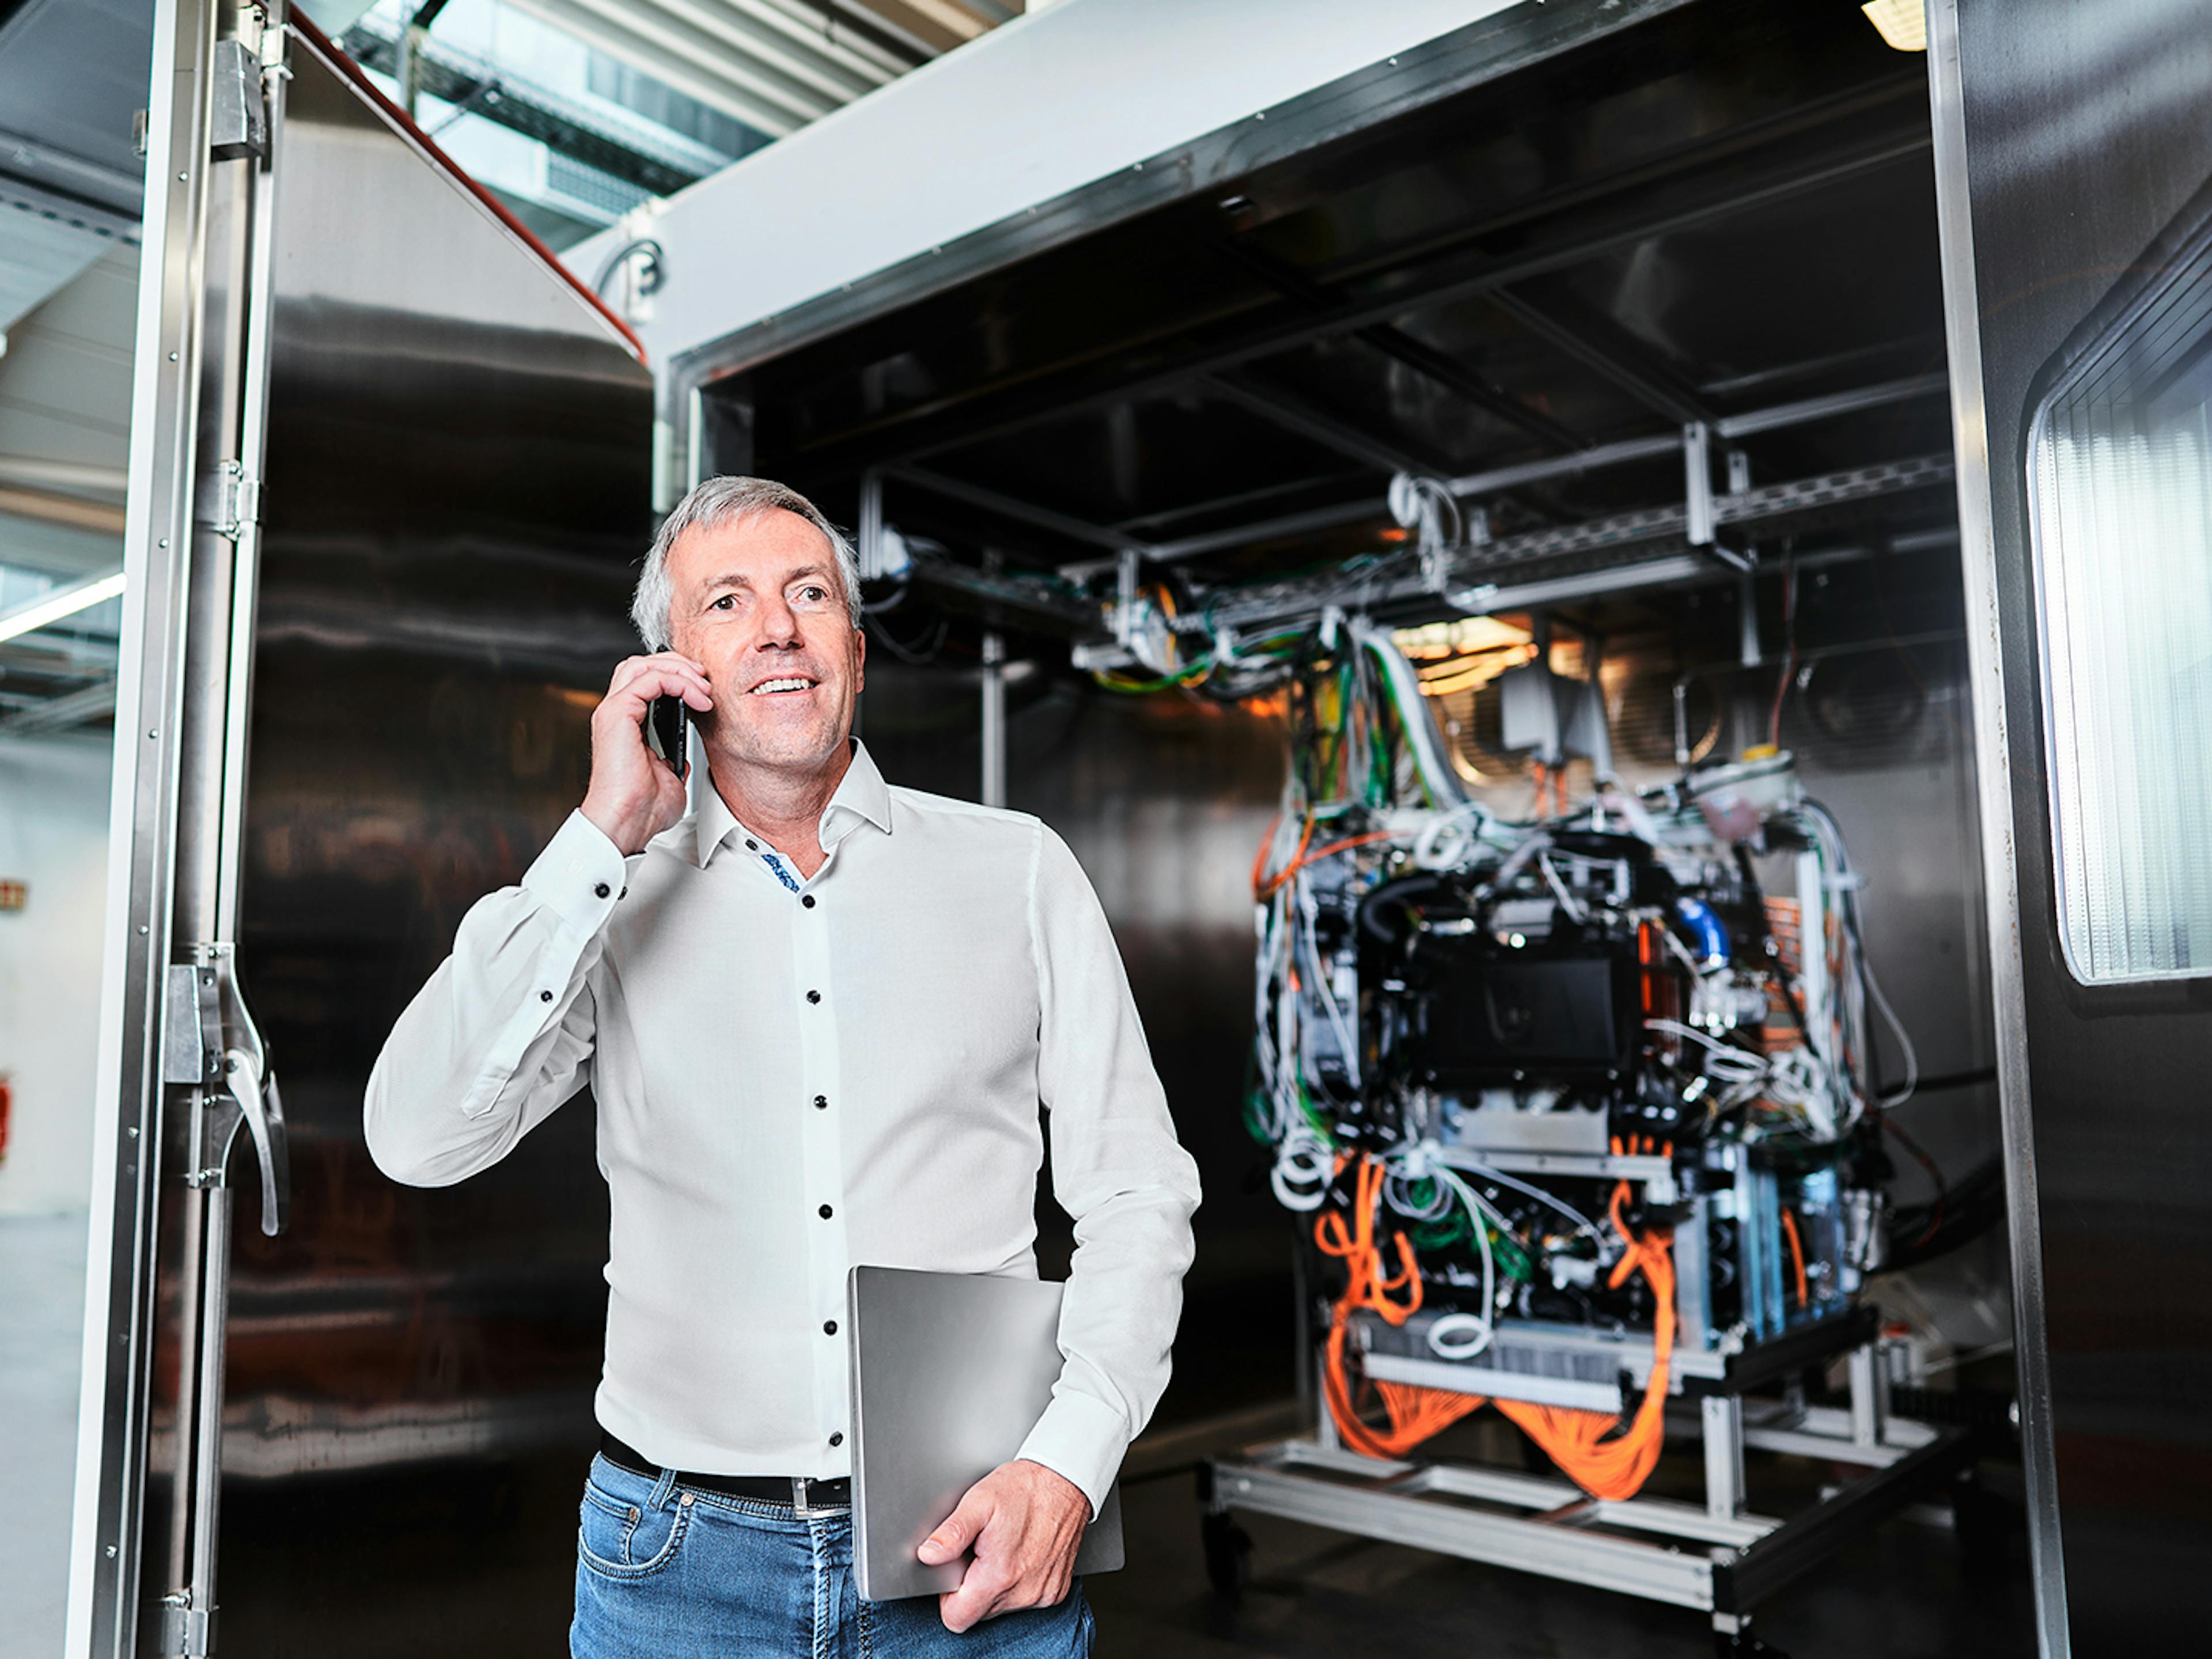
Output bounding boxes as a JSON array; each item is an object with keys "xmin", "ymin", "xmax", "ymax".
[{"xmin": 2028, "ymin": 226, "xmax": 2212, "ymax": 984}]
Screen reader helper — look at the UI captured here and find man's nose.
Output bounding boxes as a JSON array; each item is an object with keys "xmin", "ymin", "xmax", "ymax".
[{"xmin": 756, "ymin": 591, "xmax": 802, "ymax": 645}]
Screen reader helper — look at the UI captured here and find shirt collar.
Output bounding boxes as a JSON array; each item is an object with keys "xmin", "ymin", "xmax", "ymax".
[{"xmin": 692, "ymin": 738, "xmax": 893, "ymax": 869}]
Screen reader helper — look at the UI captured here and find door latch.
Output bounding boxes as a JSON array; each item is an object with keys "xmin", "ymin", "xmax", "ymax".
[{"xmin": 162, "ymin": 942, "xmax": 290, "ymax": 1234}]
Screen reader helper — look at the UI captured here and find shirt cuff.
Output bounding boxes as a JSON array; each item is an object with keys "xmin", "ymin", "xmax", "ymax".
[
  {"xmin": 1015, "ymin": 1389, "xmax": 1128, "ymax": 1521},
  {"xmin": 521, "ymin": 810, "xmax": 630, "ymax": 933}
]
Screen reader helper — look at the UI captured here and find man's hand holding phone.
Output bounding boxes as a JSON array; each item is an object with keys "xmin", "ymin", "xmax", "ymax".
[{"xmin": 581, "ymin": 653, "xmax": 713, "ymax": 855}]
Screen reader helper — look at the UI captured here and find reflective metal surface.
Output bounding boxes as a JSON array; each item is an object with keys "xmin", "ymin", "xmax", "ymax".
[
  {"xmin": 101, "ymin": 23, "xmax": 653, "ymax": 1658},
  {"xmin": 1933, "ymin": 0, "xmax": 2212, "ymax": 1646},
  {"xmin": 69, "ymin": 0, "xmax": 226, "ymax": 1647}
]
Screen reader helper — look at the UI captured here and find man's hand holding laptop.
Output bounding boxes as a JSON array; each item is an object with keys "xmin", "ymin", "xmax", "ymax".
[{"xmin": 919, "ymin": 1459, "xmax": 1091, "ymax": 1632}]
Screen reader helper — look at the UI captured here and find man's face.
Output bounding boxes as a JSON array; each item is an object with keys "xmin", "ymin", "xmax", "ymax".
[{"xmin": 664, "ymin": 507, "xmax": 865, "ymax": 776}]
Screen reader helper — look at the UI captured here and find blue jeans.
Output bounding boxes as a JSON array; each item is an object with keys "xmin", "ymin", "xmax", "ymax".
[{"xmin": 571, "ymin": 1455, "xmax": 1096, "ymax": 1658}]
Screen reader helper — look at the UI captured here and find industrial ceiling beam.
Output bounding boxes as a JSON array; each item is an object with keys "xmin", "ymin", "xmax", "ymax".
[
  {"xmin": 1354, "ymin": 323, "xmax": 1588, "ymax": 454},
  {"xmin": 1202, "ymin": 236, "xmax": 1588, "ymax": 458},
  {"xmin": 1486, "ymin": 287, "xmax": 1718, "ymax": 429},
  {"xmin": 889, "ymin": 464, "xmax": 1156, "ymax": 555},
  {"xmin": 696, "ymin": 0, "xmax": 916, "ymax": 85},
  {"xmin": 343, "ymin": 25, "xmax": 723, "ymax": 195},
  {"xmin": 0, "ymin": 675, "xmax": 118, "ymax": 737},
  {"xmin": 1187, "ymin": 450, "xmax": 1956, "ymax": 638},
  {"xmin": 1107, "ymin": 468, "xmax": 1371, "ymax": 536},
  {"xmin": 1202, "ymin": 370, "xmax": 1449, "ymax": 479},
  {"xmin": 0, "ymin": 484, "xmax": 128, "ymax": 536},
  {"xmin": 794, "ymin": 119, "xmax": 1934, "ymax": 475},
  {"xmin": 1065, "ymin": 371, "xmax": 1949, "ymax": 573},
  {"xmin": 502, "ymin": 0, "xmax": 836, "ymax": 135}
]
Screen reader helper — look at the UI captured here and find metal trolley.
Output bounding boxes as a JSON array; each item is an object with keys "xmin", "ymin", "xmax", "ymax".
[{"xmin": 1201, "ymin": 1305, "xmax": 1983, "ymax": 1657}]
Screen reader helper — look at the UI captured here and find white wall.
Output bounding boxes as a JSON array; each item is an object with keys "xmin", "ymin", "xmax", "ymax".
[{"xmin": 0, "ymin": 734, "xmax": 113, "ymax": 1216}]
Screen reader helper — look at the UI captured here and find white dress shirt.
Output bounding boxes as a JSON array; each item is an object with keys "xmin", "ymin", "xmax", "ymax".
[{"xmin": 364, "ymin": 741, "xmax": 1202, "ymax": 1514}]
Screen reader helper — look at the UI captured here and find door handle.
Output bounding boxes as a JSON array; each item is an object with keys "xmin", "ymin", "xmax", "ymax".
[{"xmin": 164, "ymin": 944, "xmax": 291, "ymax": 1235}]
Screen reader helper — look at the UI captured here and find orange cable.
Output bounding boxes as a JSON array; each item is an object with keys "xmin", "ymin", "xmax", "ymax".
[
  {"xmin": 1319, "ymin": 1176, "xmax": 1678, "ymax": 1499},
  {"xmin": 1781, "ymin": 1207, "xmax": 1808, "ymax": 1309}
]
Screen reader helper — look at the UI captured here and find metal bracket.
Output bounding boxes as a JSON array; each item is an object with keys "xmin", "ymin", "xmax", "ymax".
[
  {"xmin": 158, "ymin": 1590, "xmax": 214, "ymax": 1657},
  {"xmin": 162, "ymin": 943, "xmax": 290, "ymax": 1235},
  {"xmin": 196, "ymin": 460, "xmax": 262, "ymax": 540},
  {"xmin": 1683, "ymin": 421, "xmax": 1714, "ymax": 546},
  {"xmin": 209, "ymin": 37, "xmax": 268, "ymax": 161}
]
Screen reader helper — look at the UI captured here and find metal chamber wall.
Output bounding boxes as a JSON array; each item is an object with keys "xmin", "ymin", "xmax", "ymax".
[
  {"xmin": 1945, "ymin": 0, "xmax": 2212, "ymax": 1641},
  {"xmin": 143, "ymin": 37, "xmax": 655, "ymax": 1657}
]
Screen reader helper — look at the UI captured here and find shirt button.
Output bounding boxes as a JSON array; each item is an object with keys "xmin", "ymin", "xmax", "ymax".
[
  {"xmin": 828, "ymin": 1432, "xmax": 843, "ymax": 1447},
  {"xmin": 818, "ymin": 1204, "xmax": 832, "ymax": 1219},
  {"xmin": 539, "ymin": 990, "xmax": 553, "ymax": 1003},
  {"xmin": 813, "ymin": 1095, "xmax": 827, "ymax": 1110},
  {"xmin": 823, "ymin": 1320, "xmax": 838, "ymax": 1335},
  {"xmin": 806, "ymin": 989, "xmax": 821, "ymax": 1004},
  {"xmin": 594, "ymin": 882, "xmax": 609, "ymax": 899},
  {"xmin": 745, "ymin": 839, "xmax": 758, "ymax": 851},
  {"xmin": 802, "ymin": 895, "xmax": 816, "ymax": 909}
]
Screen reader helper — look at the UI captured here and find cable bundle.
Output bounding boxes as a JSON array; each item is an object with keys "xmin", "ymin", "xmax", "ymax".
[{"xmin": 1316, "ymin": 1162, "xmax": 1678, "ymax": 1499}]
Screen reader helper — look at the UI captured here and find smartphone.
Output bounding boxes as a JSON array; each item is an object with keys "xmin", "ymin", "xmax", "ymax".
[{"xmin": 646, "ymin": 694, "xmax": 689, "ymax": 777}]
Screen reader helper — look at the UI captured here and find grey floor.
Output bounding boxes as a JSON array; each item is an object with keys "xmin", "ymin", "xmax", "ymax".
[
  {"xmin": 0, "ymin": 1212, "xmax": 88, "ymax": 1659},
  {"xmin": 0, "ymin": 1210, "xmax": 2034, "ymax": 1659},
  {"xmin": 1096, "ymin": 1441, "xmax": 2037, "ymax": 1659}
]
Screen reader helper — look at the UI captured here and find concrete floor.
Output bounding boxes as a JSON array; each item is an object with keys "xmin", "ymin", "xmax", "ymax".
[
  {"xmin": 0, "ymin": 1211, "xmax": 88, "ymax": 1659},
  {"xmin": 1095, "ymin": 1444, "xmax": 2037, "ymax": 1659},
  {"xmin": 0, "ymin": 1207, "xmax": 2035, "ymax": 1658}
]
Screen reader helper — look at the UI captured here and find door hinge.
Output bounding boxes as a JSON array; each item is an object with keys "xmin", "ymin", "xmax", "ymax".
[
  {"xmin": 158, "ymin": 1590, "xmax": 215, "ymax": 1657},
  {"xmin": 197, "ymin": 460, "xmax": 262, "ymax": 541}
]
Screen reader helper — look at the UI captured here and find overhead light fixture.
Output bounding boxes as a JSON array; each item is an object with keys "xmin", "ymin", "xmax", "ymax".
[
  {"xmin": 0, "ymin": 566, "xmax": 127, "ymax": 646},
  {"xmin": 1861, "ymin": 0, "xmax": 1927, "ymax": 51}
]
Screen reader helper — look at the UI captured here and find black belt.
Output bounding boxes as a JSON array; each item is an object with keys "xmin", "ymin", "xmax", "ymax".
[{"xmin": 599, "ymin": 1430, "xmax": 852, "ymax": 1511}]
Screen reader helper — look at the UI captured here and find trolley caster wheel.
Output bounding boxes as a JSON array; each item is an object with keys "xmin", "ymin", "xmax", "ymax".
[
  {"xmin": 1200, "ymin": 1510, "xmax": 1252, "ymax": 1600},
  {"xmin": 1713, "ymin": 1633, "xmax": 1788, "ymax": 1659}
]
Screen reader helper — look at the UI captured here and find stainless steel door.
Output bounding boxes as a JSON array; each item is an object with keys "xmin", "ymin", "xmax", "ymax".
[
  {"xmin": 1931, "ymin": 2, "xmax": 2212, "ymax": 1651},
  {"xmin": 73, "ymin": 8, "xmax": 654, "ymax": 1654}
]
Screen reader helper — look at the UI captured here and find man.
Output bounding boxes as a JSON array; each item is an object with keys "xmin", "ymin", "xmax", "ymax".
[{"xmin": 365, "ymin": 476, "xmax": 1201, "ymax": 1657}]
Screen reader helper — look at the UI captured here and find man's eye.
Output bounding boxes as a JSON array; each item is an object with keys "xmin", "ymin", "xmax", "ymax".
[
  {"xmin": 710, "ymin": 595, "xmax": 735, "ymax": 611},
  {"xmin": 799, "ymin": 586, "xmax": 827, "ymax": 603}
]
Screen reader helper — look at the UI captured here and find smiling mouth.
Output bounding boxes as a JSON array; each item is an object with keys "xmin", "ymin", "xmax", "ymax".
[{"xmin": 749, "ymin": 677, "xmax": 819, "ymax": 696}]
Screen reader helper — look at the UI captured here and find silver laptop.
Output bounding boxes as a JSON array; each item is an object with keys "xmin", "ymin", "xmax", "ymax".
[{"xmin": 847, "ymin": 1266, "xmax": 1126, "ymax": 1601}]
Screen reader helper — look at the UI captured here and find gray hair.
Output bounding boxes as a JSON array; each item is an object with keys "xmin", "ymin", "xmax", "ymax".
[{"xmin": 631, "ymin": 475, "xmax": 863, "ymax": 650}]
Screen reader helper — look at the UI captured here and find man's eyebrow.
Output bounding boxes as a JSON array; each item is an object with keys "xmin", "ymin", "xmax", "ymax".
[{"xmin": 701, "ymin": 563, "xmax": 830, "ymax": 590}]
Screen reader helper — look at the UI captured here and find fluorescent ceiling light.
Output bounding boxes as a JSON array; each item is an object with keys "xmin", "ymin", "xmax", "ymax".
[
  {"xmin": 0, "ymin": 566, "xmax": 126, "ymax": 646},
  {"xmin": 1861, "ymin": 0, "xmax": 1927, "ymax": 51}
]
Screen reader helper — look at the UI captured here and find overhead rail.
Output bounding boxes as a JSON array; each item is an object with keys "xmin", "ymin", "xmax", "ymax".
[{"xmin": 895, "ymin": 368, "xmax": 1950, "ymax": 579}]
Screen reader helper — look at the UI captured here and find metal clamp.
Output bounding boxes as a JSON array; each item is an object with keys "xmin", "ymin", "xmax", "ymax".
[
  {"xmin": 162, "ymin": 942, "xmax": 290, "ymax": 1235},
  {"xmin": 196, "ymin": 460, "xmax": 262, "ymax": 541}
]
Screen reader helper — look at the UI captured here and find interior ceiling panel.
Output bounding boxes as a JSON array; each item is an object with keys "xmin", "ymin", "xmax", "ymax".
[
  {"xmin": 715, "ymin": 0, "xmax": 1955, "ymax": 617},
  {"xmin": 1552, "ymin": 166, "xmax": 1945, "ymax": 391}
]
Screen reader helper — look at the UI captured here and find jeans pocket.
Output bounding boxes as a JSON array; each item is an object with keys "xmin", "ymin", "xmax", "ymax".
[{"xmin": 578, "ymin": 1480, "xmax": 693, "ymax": 1581}]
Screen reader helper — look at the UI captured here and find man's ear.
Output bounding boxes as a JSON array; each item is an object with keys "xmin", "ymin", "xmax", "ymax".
[{"xmin": 851, "ymin": 623, "xmax": 865, "ymax": 695}]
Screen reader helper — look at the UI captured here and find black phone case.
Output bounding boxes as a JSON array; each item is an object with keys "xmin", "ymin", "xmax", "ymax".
[{"xmin": 647, "ymin": 695, "xmax": 688, "ymax": 775}]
